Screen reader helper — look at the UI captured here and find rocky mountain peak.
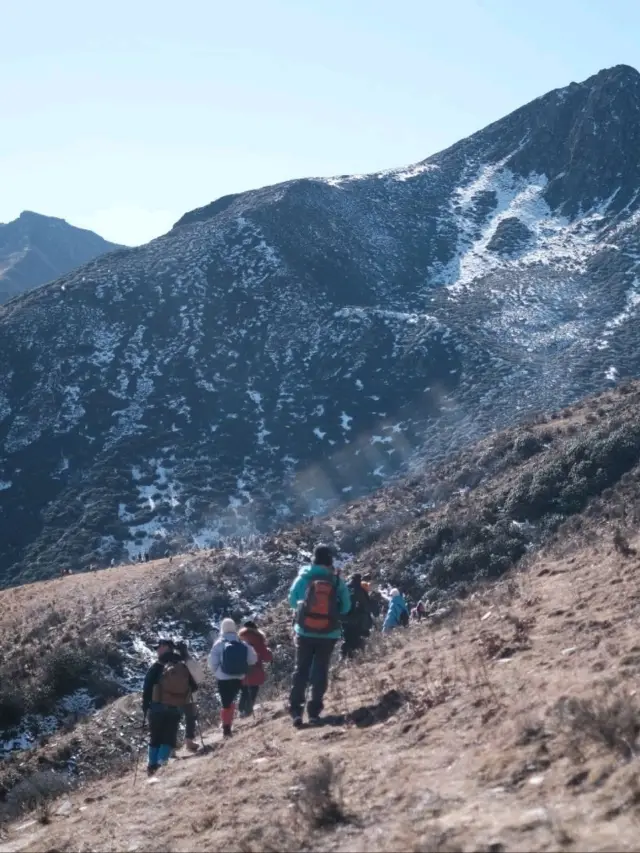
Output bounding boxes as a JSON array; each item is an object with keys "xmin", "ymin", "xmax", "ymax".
[
  {"xmin": 0, "ymin": 212, "xmax": 121, "ymax": 304},
  {"xmin": 426, "ymin": 64, "xmax": 640, "ymax": 222}
]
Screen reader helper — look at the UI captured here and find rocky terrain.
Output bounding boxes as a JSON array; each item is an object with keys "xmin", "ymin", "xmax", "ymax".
[
  {"xmin": 3, "ymin": 65, "xmax": 640, "ymax": 585},
  {"xmin": 0, "ymin": 212, "xmax": 120, "ymax": 305}
]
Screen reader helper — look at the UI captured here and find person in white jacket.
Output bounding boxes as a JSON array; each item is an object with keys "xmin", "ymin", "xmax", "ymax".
[{"xmin": 208, "ymin": 618, "xmax": 258, "ymax": 737}]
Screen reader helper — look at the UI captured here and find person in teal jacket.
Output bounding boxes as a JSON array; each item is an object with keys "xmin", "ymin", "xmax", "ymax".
[
  {"xmin": 382, "ymin": 588, "xmax": 409, "ymax": 632},
  {"xmin": 288, "ymin": 545, "xmax": 351, "ymax": 727}
]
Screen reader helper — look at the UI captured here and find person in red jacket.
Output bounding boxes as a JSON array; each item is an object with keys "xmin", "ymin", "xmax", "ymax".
[{"xmin": 238, "ymin": 620, "xmax": 273, "ymax": 717}]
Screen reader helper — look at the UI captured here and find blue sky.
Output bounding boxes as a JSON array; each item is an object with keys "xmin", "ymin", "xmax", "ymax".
[{"xmin": 2, "ymin": 0, "xmax": 639, "ymax": 246}]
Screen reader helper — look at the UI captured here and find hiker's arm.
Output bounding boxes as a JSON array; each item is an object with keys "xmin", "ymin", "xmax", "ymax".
[
  {"xmin": 246, "ymin": 644, "xmax": 259, "ymax": 666},
  {"xmin": 142, "ymin": 664, "xmax": 160, "ymax": 713},
  {"xmin": 262, "ymin": 644, "xmax": 274, "ymax": 664},
  {"xmin": 288, "ymin": 576, "xmax": 302, "ymax": 609},
  {"xmin": 338, "ymin": 580, "xmax": 352, "ymax": 616},
  {"xmin": 208, "ymin": 643, "xmax": 220, "ymax": 673}
]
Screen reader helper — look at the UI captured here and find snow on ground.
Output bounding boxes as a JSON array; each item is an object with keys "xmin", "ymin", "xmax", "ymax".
[{"xmin": 445, "ymin": 162, "xmax": 620, "ymax": 295}]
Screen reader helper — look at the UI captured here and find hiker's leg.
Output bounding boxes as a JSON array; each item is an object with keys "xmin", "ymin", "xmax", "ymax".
[
  {"xmin": 289, "ymin": 636, "xmax": 314, "ymax": 718},
  {"xmin": 148, "ymin": 709, "xmax": 163, "ymax": 768},
  {"xmin": 307, "ymin": 639, "xmax": 337, "ymax": 718},
  {"xmin": 238, "ymin": 686, "xmax": 250, "ymax": 716},
  {"xmin": 217, "ymin": 679, "xmax": 237, "ymax": 709},
  {"xmin": 184, "ymin": 703, "xmax": 196, "ymax": 741},
  {"xmin": 218, "ymin": 679, "xmax": 241, "ymax": 734},
  {"xmin": 341, "ymin": 626, "xmax": 358, "ymax": 659},
  {"xmin": 160, "ymin": 709, "xmax": 181, "ymax": 762},
  {"xmin": 249, "ymin": 685, "xmax": 260, "ymax": 711}
]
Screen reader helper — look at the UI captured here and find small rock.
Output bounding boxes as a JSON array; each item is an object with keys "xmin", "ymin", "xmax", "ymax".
[
  {"xmin": 55, "ymin": 799, "xmax": 73, "ymax": 816},
  {"xmin": 528, "ymin": 774, "xmax": 544, "ymax": 786},
  {"xmin": 514, "ymin": 807, "xmax": 549, "ymax": 830},
  {"xmin": 561, "ymin": 647, "xmax": 577, "ymax": 656}
]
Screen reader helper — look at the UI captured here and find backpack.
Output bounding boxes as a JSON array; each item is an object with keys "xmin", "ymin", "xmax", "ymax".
[
  {"xmin": 154, "ymin": 661, "xmax": 192, "ymax": 707},
  {"xmin": 297, "ymin": 576, "xmax": 340, "ymax": 634},
  {"xmin": 348, "ymin": 586, "xmax": 373, "ymax": 631},
  {"xmin": 221, "ymin": 640, "xmax": 249, "ymax": 677}
]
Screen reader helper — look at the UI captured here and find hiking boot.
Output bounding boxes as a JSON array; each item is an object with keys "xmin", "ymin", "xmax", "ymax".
[
  {"xmin": 308, "ymin": 716, "xmax": 323, "ymax": 727},
  {"xmin": 147, "ymin": 764, "xmax": 159, "ymax": 777},
  {"xmin": 185, "ymin": 739, "xmax": 199, "ymax": 753},
  {"xmin": 292, "ymin": 715, "xmax": 303, "ymax": 729},
  {"xmin": 222, "ymin": 724, "xmax": 233, "ymax": 738}
]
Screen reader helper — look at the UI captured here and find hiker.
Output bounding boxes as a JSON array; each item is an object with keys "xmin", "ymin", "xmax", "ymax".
[
  {"xmin": 208, "ymin": 618, "xmax": 258, "ymax": 737},
  {"xmin": 238, "ymin": 620, "xmax": 273, "ymax": 717},
  {"xmin": 382, "ymin": 588, "xmax": 410, "ymax": 633},
  {"xmin": 341, "ymin": 573, "xmax": 373, "ymax": 659},
  {"xmin": 175, "ymin": 641, "xmax": 205, "ymax": 752},
  {"xmin": 288, "ymin": 544, "xmax": 351, "ymax": 727},
  {"xmin": 142, "ymin": 639, "xmax": 197, "ymax": 776},
  {"xmin": 412, "ymin": 601, "xmax": 427, "ymax": 621}
]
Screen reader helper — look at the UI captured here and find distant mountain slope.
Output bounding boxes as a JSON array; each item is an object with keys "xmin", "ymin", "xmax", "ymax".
[
  {"xmin": 2, "ymin": 65, "xmax": 640, "ymax": 585},
  {"xmin": 0, "ymin": 211, "xmax": 121, "ymax": 303}
]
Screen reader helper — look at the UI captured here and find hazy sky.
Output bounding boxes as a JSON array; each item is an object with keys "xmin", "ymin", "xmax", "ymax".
[{"xmin": 2, "ymin": 0, "xmax": 640, "ymax": 246}]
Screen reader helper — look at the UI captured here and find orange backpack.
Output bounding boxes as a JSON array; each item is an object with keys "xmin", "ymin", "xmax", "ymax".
[{"xmin": 297, "ymin": 576, "xmax": 340, "ymax": 634}]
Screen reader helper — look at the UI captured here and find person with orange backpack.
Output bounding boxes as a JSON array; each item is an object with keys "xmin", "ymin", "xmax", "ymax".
[
  {"xmin": 142, "ymin": 639, "xmax": 198, "ymax": 776},
  {"xmin": 288, "ymin": 545, "xmax": 351, "ymax": 728}
]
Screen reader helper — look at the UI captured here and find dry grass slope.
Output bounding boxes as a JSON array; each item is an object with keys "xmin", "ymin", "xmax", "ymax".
[
  {"xmin": 3, "ymin": 382, "xmax": 640, "ymax": 849},
  {"xmin": 3, "ymin": 525, "xmax": 640, "ymax": 851}
]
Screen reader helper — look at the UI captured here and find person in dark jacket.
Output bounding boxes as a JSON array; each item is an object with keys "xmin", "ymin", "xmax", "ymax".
[
  {"xmin": 175, "ymin": 641, "xmax": 205, "ymax": 752},
  {"xmin": 341, "ymin": 573, "xmax": 373, "ymax": 659},
  {"xmin": 142, "ymin": 639, "xmax": 197, "ymax": 776}
]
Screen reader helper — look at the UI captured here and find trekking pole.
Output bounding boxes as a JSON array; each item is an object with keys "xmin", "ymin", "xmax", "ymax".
[{"xmin": 195, "ymin": 716, "xmax": 207, "ymax": 751}]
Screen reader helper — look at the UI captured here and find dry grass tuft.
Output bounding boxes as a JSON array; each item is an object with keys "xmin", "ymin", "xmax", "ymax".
[
  {"xmin": 556, "ymin": 691, "xmax": 640, "ymax": 760},
  {"xmin": 290, "ymin": 757, "xmax": 350, "ymax": 830}
]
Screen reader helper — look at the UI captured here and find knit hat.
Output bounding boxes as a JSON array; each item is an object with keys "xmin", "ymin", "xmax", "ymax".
[
  {"xmin": 390, "ymin": 588, "xmax": 400, "ymax": 598},
  {"xmin": 220, "ymin": 617, "xmax": 237, "ymax": 634}
]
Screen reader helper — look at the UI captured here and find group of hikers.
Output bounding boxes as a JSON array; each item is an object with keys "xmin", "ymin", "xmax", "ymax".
[{"xmin": 141, "ymin": 544, "xmax": 412, "ymax": 776}]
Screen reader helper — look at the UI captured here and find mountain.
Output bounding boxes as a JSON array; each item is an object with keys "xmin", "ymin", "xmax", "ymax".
[
  {"xmin": 2, "ymin": 64, "xmax": 640, "ymax": 586},
  {"xmin": 0, "ymin": 211, "xmax": 121, "ymax": 303}
]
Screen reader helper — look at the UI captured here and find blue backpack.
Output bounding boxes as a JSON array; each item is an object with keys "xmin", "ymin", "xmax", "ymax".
[{"xmin": 221, "ymin": 640, "xmax": 249, "ymax": 677}]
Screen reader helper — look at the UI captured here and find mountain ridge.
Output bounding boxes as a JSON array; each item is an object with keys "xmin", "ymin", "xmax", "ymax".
[
  {"xmin": 2, "ymin": 65, "xmax": 640, "ymax": 585},
  {"xmin": 0, "ymin": 211, "xmax": 122, "ymax": 304}
]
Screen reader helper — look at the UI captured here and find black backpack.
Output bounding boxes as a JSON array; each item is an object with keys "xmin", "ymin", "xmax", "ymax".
[
  {"xmin": 348, "ymin": 586, "xmax": 372, "ymax": 630},
  {"xmin": 221, "ymin": 640, "xmax": 249, "ymax": 677}
]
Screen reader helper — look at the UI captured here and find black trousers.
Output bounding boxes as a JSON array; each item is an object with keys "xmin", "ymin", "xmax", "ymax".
[
  {"xmin": 149, "ymin": 704, "xmax": 181, "ymax": 748},
  {"xmin": 183, "ymin": 702, "xmax": 197, "ymax": 740},
  {"xmin": 217, "ymin": 679, "xmax": 243, "ymax": 708},
  {"xmin": 289, "ymin": 636, "xmax": 336, "ymax": 718},
  {"xmin": 239, "ymin": 685, "xmax": 260, "ymax": 715},
  {"xmin": 341, "ymin": 624, "xmax": 366, "ymax": 659}
]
